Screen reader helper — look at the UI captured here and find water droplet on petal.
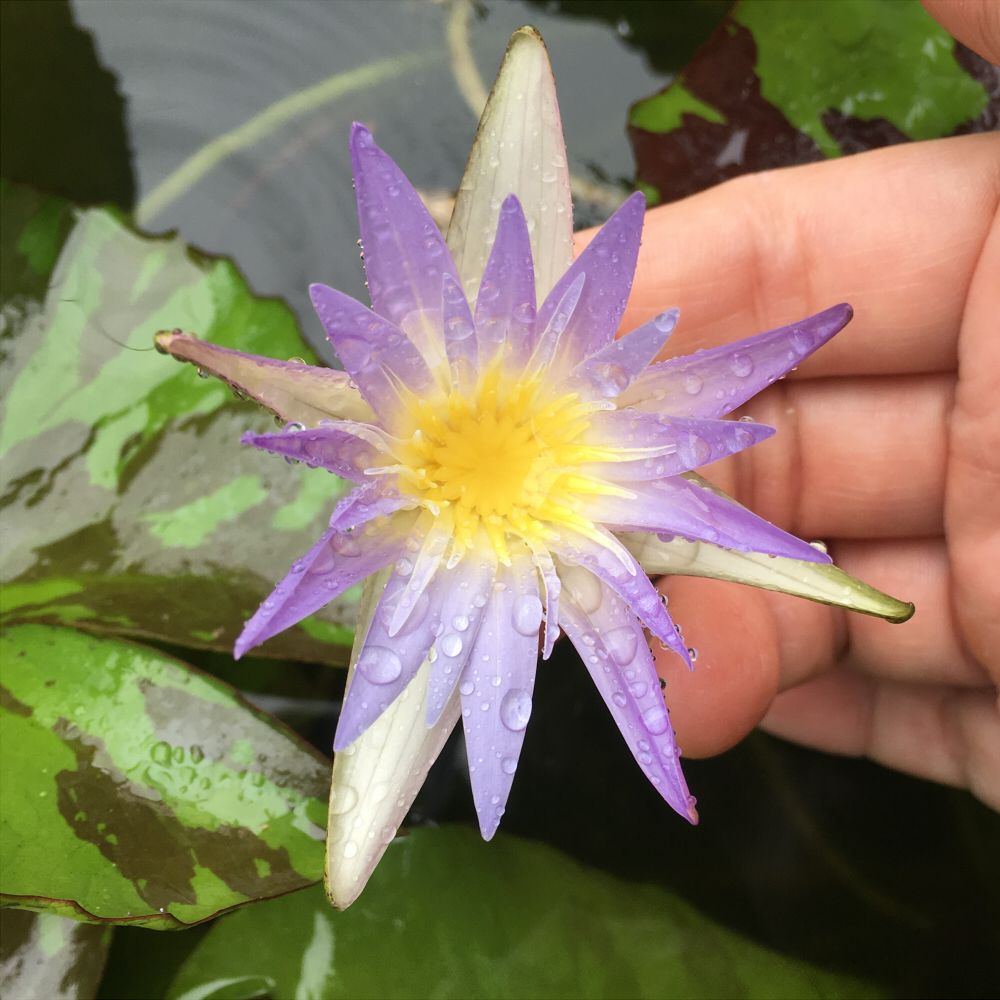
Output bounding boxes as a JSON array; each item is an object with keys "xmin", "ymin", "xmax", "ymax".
[
  {"xmin": 499, "ymin": 688, "xmax": 532, "ymax": 731},
  {"xmin": 642, "ymin": 704, "xmax": 670, "ymax": 735},
  {"xmin": 605, "ymin": 627, "xmax": 638, "ymax": 665},
  {"xmin": 512, "ymin": 594, "xmax": 543, "ymax": 635},
  {"xmin": 329, "ymin": 784, "xmax": 359, "ymax": 815},
  {"xmin": 683, "ymin": 373, "xmax": 703, "ymax": 395},
  {"xmin": 441, "ymin": 633, "xmax": 464, "ymax": 658},
  {"xmin": 501, "ymin": 756, "xmax": 518, "ymax": 775},
  {"xmin": 728, "ymin": 352, "xmax": 754, "ymax": 377},
  {"xmin": 358, "ymin": 646, "xmax": 402, "ymax": 685}
]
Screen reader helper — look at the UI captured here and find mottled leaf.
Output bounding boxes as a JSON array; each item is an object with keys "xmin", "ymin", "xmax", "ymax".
[
  {"xmin": 0, "ymin": 180, "xmax": 359, "ymax": 661},
  {"xmin": 0, "ymin": 625, "xmax": 329, "ymax": 928},
  {"xmin": 168, "ymin": 827, "xmax": 881, "ymax": 1000},
  {"xmin": 629, "ymin": 0, "xmax": 996, "ymax": 203},
  {"xmin": 0, "ymin": 909, "xmax": 111, "ymax": 1000}
]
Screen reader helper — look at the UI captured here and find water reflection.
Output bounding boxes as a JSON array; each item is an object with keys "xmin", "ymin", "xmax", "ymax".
[{"xmin": 72, "ymin": 0, "xmax": 663, "ymax": 361}]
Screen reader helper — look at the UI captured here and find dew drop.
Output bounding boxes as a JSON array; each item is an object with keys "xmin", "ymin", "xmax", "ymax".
[
  {"xmin": 358, "ymin": 646, "xmax": 402, "ymax": 685},
  {"xmin": 605, "ymin": 627, "xmax": 638, "ymax": 665},
  {"xmin": 512, "ymin": 594, "xmax": 543, "ymax": 635},
  {"xmin": 441, "ymin": 633, "xmax": 464, "ymax": 658},
  {"xmin": 499, "ymin": 688, "xmax": 532, "ymax": 731},
  {"xmin": 728, "ymin": 352, "xmax": 754, "ymax": 377},
  {"xmin": 642, "ymin": 704, "xmax": 670, "ymax": 735},
  {"xmin": 329, "ymin": 784, "xmax": 359, "ymax": 816},
  {"xmin": 683, "ymin": 373, "xmax": 703, "ymax": 396}
]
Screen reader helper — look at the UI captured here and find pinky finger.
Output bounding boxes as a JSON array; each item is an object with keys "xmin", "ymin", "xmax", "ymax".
[{"xmin": 759, "ymin": 670, "xmax": 1000, "ymax": 812}]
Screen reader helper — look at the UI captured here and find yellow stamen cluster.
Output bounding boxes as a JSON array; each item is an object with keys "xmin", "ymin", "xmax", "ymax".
[{"xmin": 391, "ymin": 366, "xmax": 626, "ymax": 562}]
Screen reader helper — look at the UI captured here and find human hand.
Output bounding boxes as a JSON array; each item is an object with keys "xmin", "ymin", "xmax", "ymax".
[{"xmin": 585, "ymin": 0, "xmax": 1000, "ymax": 809}]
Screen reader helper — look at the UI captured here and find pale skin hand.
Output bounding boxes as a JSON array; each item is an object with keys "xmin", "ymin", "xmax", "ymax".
[{"xmin": 576, "ymin": 0, "xmax": 1000, "ymax": 809}]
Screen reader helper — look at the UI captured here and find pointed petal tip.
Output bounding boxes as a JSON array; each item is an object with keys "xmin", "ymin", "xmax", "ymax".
[
  {"xmin": 686, "ymin": 798, "xmax": 699, "ymax": 824},
  {"xmin": 349, "ymin": 120, "xmax": 373, "ymax": 145},
  {"xmin": 889, "ymin": 600, "xmax": 916, "ymax": 625}
]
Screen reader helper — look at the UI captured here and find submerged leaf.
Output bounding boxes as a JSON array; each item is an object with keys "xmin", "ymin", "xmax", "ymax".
[{"xmin": 170, "ymin": 827, "xmax": 883, "ymax": 1000}]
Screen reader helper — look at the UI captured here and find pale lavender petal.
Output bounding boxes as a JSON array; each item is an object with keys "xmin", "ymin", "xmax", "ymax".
[
  {"xmin": 525, "ymin": 272, "xmax": 585, "ymax": 377},
  {"xmin": 350, "ymin": 123, "xmax": 462, "ymax": 346},
  {"xmin": 425, "ymin": 552, "xmax": 497, "ymax": 726},
  {"xmin": 558, "ymin": 565, "xmax": 696, "ymax": 823},
  {"xmin": 333, "ymin": 559, "xmax": 441, "ymax": 750},
  {"xmin": 584, "ymin": 476, "xmax": 832, "ymax": 563},
  {"xmin": 527, "ymin": 541, "xmax": 561, "ymax": 660},
  {"xmin": 327, "ymin": 482, "xmax": 412, "ymax": 532},
  {"xmin": 580, "ymin": 411, "xmax": 774, "ymax": 481},
  {"xmin": 309, "ymin": 283, "xmax": 435, "ymax": 421},
  {"xmin": 234, "ymin": 511, "xmax": 413, "ymax": 659},
  {"xmin": 474, "ymin": 195, "xmax": 537, "ymax": 370},
  {"xmin": 537, "ymin": 192, "xmax": 645, "ymax": 369},
  {"xmin": 622, "ymin": 304, "xmax": 854, "ymax": 418},
  {"xmin": 387, "ymin": 515, "xmax": 452, "ymax": 636},
  {"xmin": 550, "ymin": 527, "xmax": 690, "ymax": 668},
  {"xmin": 441, "ymin": 271, "xmax": 477, "ymax": 389},
  {"xmin": 154, "ymin": 330, "xmax": 374, "ymax": 425},
  {"xmin": 561, "ymin": 308, "xmax": 677, "ymax": 401},
  {"xmin": 460, "ymin": 553, "xmax": 541, "ymax": 839},
  {"xmin": 241, "ymin": 421, "xmax": 389, "ymax": 483}
]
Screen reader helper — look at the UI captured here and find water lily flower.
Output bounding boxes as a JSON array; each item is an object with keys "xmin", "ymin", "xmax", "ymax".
[{"xmin": 157, "ymin": 27, "xmax": 912, "ymax": 908}]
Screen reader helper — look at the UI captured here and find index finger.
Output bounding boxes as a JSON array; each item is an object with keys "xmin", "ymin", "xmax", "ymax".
[{"xmin": 590, "ymin": 133, "xmax": 1000, "ymax": 378}]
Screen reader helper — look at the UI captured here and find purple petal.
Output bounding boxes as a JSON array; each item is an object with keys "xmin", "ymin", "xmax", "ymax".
[
  {"xmin": 234, "ymin": 510, "xmax": 413, "ymax": 659},
  {"xmin": 350, "ymin": 123, "xmax": 462, "ymax": 348},
  {"xmin": 474, "ymin": 195, "xmax": 537, "ymax": 370},
  {"xmin": 309, "ymin": 283, "xmax": 435, "ymax": 422},
  {"xmin": 537, "ymin": 191, "xmax": 645, "ymax": 370},
  {"xmin": 241, "ymin": 421, "xmax": 389, "ymax": 483},
  {"xmin": 425, "ymin": 552, "xmax": 497, "ymax": 726},
  {"xmin": 561, "ymin": 309, "xmax": 678, "ymax": 400},
  {"xmin": 558, "ymin": 565, "xmax": 696, "ymax": 822},
  {"xmin": 441, "ymin": 271, "xmax": 477, "ymax": 390},
  {"xmin": 526, "ymin": 272, "xmax": 585, "ymax": 377},
  {"xmin": 550, "ymin": 527, "xmax": 690, "ymax": 668},
  {"xmin": 328, "ymin": 482, "xmax": 412, "ymax": 532},
  {"xmin": 527, "ymin": 542, "xmax": 561, "ymax": 660},
  {"xmin": 460, "ymin": 553, "xmax": 541, "ymax": 839},
  {"xmin": 622, "ymin": 304, "xmax": 854, "ymax": 419},
  {"xmin": 333, "ymin": 559, "xmax": 440, "ymax": 750},
  {"xmin": 154, "ymin": 331, "xmax": 374, "ymax": 425},
  {"xmin": 580, "ymin": 411, "xmax": 774, "ymax": 481},
  {"xmin": 387, "ymin": 515, "xmax": 451, "ymax": 637},
  {"xmin": 584, "ymin": 476, "xmax": 832, "ymax": 563}
]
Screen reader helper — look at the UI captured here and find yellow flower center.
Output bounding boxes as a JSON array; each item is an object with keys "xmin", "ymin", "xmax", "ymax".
[{"xmin": 392, "ymin": 365, "xmax": 625, "ymax": 562}]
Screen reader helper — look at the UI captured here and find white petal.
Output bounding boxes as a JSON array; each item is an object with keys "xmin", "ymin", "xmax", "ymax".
[
  {"xmin": 621, "ymin": 531, "xmax": 913, "ymax": 623},
  {"xmin": 446, "ymin": 26, "xmax": 574, "ymax": 303},
  {"xmin": 325, "ymin": 569, "xmax": 460, "ymax": 908}
]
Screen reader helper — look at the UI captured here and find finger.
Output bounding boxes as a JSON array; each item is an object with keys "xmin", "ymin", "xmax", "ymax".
[
  {"xmin": 923, "ymin": 0, "xmax": 1000, "ymax": 63},
  {"xmin": 655, "ymin": 576, "xmax": 780, "ymax": 758},
  {"xmin": 577, "ymin": 134, "xmax": 1000, "ymax": 377},
  {"xmin": 760, "ymin": 670, "xmax": 1000, "ymax": 812},
  {"xmin": 711, "ymin": 373, "xmax": 953, "ymax": 538},
  {"xmin": 654, "ymin": 538, "xmax": 988, "ymax": 758},
  {"xmin": 831, "ymin": 538, "xmax": 991, "ymax": 688},
  {"xmin": 947, "ymin": 211, "xmax": 1000, "ymax": 679}
]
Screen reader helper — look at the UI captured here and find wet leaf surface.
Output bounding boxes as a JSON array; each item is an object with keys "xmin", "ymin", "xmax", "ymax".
[
  {"xmin": 0, "ymin": 909, "xmax": 111, "ymax": 1000},
  {"xmin": 0, "ymin": 625, "xmax": 329, "ymax": 928},
  {"xmin": 0, "ymin": 180, "xmax": 357, "ymax": 661},
  {"xmin": 166, "ymin": 826, "xmax": 880, "ymax": 1000},
  {"xmin": 629, "ymin": 0, "xmax": 996, "ymax": 203}
]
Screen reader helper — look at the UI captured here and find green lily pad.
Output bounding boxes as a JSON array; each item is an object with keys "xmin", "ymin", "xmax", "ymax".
[
  {"xmin": 629, "ymin": 0, "xmax": 994, "ymax": 203},
  {"xmin": 167, "ymin": 826, "xmax": 881, "ymax": 999},
  {"xmin": 0, "ymin": 625, "xmax": 329, "ymax": 929},
  {"xmin": 0, "ymin": 908, "xmax": 111, "ymax": 1000},
  {"xmin": 0, "ymin": 180, "xmax": 358, "ymax": 661}
]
